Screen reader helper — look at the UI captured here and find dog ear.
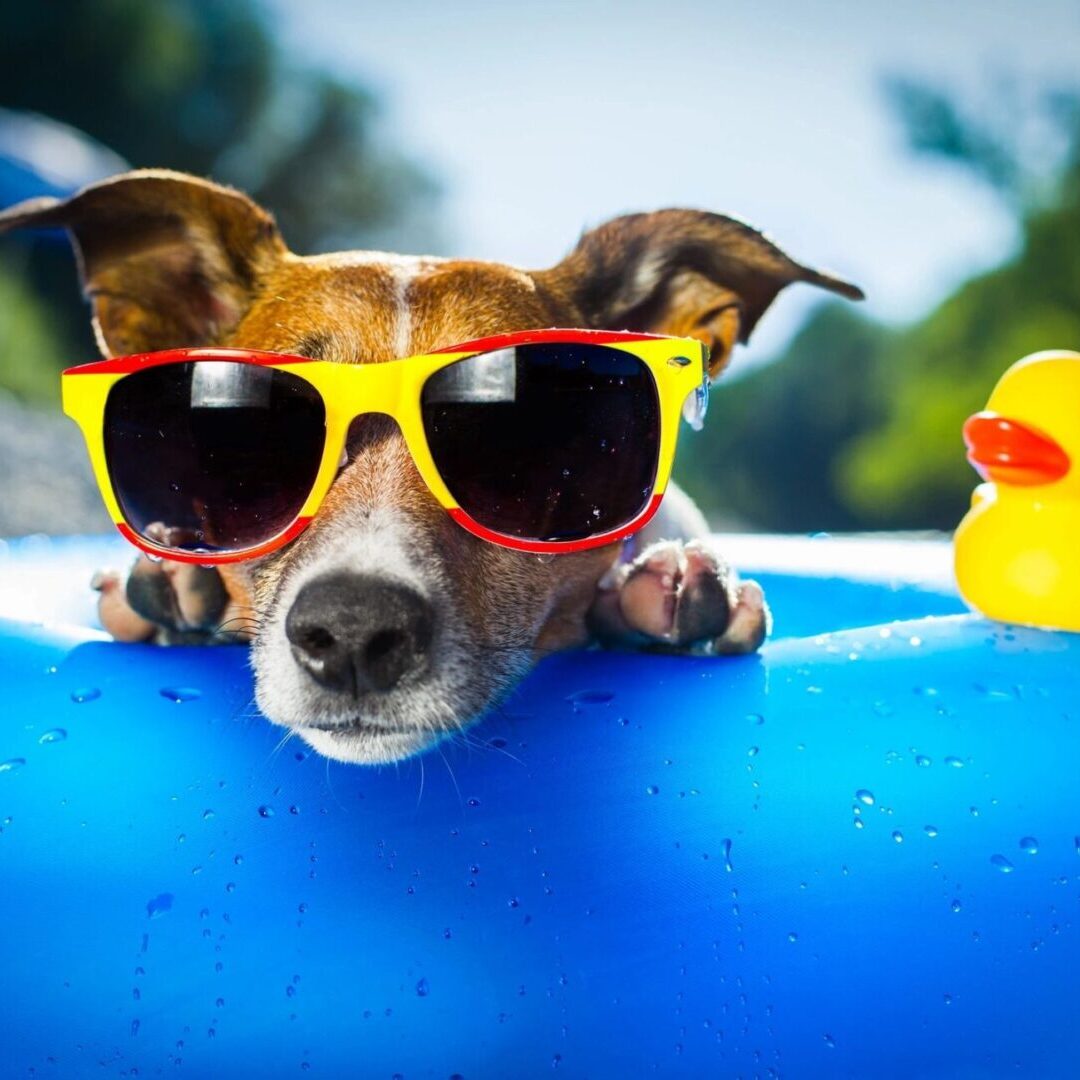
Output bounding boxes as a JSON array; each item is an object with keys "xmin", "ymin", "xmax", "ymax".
[
  {"xmin": 538, "ymin": 209, "xmax": 863, "ymax": 376},
  {"xmin": 0, "ymin": 169, "xmax": 287, "ymax": 356}
]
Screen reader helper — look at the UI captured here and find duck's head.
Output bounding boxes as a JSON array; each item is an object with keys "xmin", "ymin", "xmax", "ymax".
[{"xmin": 963, "ymin": 350, "xmax": 1080, "ymax": 492}]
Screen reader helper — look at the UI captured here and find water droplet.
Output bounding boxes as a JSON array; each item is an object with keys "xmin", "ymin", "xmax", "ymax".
[
  {"xmin": 285, "ymin": 984, "xmax": 296, "ymax": 998},
  {"xmin": 645, "ymin": 784, "xmax": 659, "ymax": 796},
  {"xmin": 566, "ymin": 689, "xmax": 614, "ymax": 708},
  {"xmin": 951, "ymin": 898, "xmax": 962, "ymax": 913},
  {"xmin": 225, "ymin": 882, "xmax": 236, "ymax": 894},
  {"xmin": 466, "ymin": 797, "xmax": 481, "ymax": 808},
  {"xmin": 0, "ymin": 757, "xmax": 26, "ymax": 774},
  {"xmin": 722, "ymin": 838, "xmax": 733, "ymax": 873},
  {"xmin": 943, "ymin": 993, "xmax": 953, "ymax": 1006},
  {"xmin": 747, "ymin": 712, "xmax": 765, "ymax": 725},
  {"xmin": 289, "ymin": 805, "xmax": 300, "ymax": 815},
  {"xmin": 944, "ymin": 756, "xmax": 964, "ymax": 768},
  {"xmin": 416, "ymin": 977, "xmax": 430, "ymax": 997},
  {"xmin": 130, "ymin": 1019, "xmax": 140, "ymax": 1037},
  {"xmin": 70, "ymin": 687, "xmax": 101, "ymax": 703},
  {"xmin": 969, "ymin": 806, "xmax": 980, "ymax": 817},
  {"xmin": 202, "ymin": 808, "xmax": 215, "ymax": 820},
  {"xmin": 990, "ymin": 854, "xmax": 1015, "ymax": 873},
  {"xmin": 855, "ymin": 789, "xmax": 875, "ymax": 806},
  {"xmin": 892, "ymin": 830, "xmax": 904, "ymax": 844},
  {"xmin": 924, "ymin": 825, "xmax": 939, "ymax": 838},
  {"xmin": 215, "ymin": 997, "xmax": 225, "ymax": 1009},
  {"xmin": 38, "ymin": 728, "xmax": 67, "ymax": 744},
  {"xmin": 747, "ymin": 746, "xmax": 759, "ymax": 757},
  {"xmin": 146, "ymin": 892, "xmax": 174, "ymax": 918},
  {"xmin": 298, "ymin": 902, "xmax": 308, "ymax": 914},
  {"xmin": 787, "ymin": 931, "xmax": 798, "ymax": 943},
  {"xmin": 823, "ymin": 1033, "xmax": 836, "ymax": 1048},
  {"xmin": 915, "ymin": 755, "xmax": 932, "ymax": 767},
  {"xmin": 233, "ymin": 854, "xmax": 243, "ymax": 866},
  {"xmin": 257, "ymin": 805, "xmax": 274, "ymax": 818},
  {"xmin": 853, "ymin": 818, "xmax": 864, "ymax": 830},
  {"xmin": 1020, "ymin": 836, "xmax": 1039, "ymax": 855},
  {"xmin": 160, "ymin": 687, "xmax": 200, "ymax": 703}
]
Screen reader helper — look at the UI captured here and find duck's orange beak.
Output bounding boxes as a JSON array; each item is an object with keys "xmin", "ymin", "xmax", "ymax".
[{"xmin": 963, "ymin": 411, "xmax": 1071, "ymax": 486}]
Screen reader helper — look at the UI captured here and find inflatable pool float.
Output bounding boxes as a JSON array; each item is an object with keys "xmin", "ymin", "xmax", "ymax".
[{"xmin": 1, "ymin": 532, "xmax": 1078, "ymax": 1077}]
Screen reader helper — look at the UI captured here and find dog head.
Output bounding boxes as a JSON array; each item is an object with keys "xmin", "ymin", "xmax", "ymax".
[{"xmin": 0, "ymin": 170, "xmax": 861, "ymax": 762}]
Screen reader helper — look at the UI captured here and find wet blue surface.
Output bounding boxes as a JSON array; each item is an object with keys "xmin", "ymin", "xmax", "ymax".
[{"xmin": 0, "ymin": 545, "xmax": 1078, "ymax": 1077}]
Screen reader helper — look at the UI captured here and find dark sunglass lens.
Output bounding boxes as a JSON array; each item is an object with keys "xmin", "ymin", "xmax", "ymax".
[
  {"xmin": 104, "ymin": 361, "xmax": 326, "ymax": 553},
  {"xmin": 421, "ymin": 343, "xmax": 660, "ymax": 542}
]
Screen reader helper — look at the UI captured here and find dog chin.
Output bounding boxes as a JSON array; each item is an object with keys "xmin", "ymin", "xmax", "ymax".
[{"xmin": 295, "ymin": 723, "xmax": 441, "ymax": 764}]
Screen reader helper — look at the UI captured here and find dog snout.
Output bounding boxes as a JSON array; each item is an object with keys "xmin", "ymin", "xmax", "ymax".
[{"xmin": 285, "ymin": 573, "xmax": 434, "ymax": 695}]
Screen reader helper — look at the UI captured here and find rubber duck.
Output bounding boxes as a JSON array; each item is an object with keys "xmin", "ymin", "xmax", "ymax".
[{"xmin": 955, "ymin": 349, "xmax": 1080, "ymax": 631}]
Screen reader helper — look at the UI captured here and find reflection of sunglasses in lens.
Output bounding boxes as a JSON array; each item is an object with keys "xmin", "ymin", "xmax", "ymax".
[{"xmin": 61, "ymin": 329, "xmax": 709, "ymax": 564}]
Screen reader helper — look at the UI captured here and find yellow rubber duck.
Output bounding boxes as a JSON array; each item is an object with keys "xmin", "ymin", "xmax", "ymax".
[{"xmin": 955, "ymin": 349, "xmax": 1080, "ymax": 631}]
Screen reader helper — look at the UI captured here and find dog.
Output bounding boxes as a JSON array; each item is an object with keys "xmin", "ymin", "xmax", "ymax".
[{"xmin": 0, "ymin": 170, "xmax": 862, "ymax": 764}]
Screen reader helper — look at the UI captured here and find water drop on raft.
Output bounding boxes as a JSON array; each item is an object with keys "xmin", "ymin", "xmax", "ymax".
[{"xmin": 160, "ymin": 687, "xmax": 201, "ymax": 703}]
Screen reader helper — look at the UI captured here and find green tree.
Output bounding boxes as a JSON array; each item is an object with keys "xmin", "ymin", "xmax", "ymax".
[
  {"xmin": 676, "ymin": 77, "xmax": 1080, "ymax": 532},
  {"xmin": 0, "ymin": 0, "xmax": 440, "ymax": 402}
]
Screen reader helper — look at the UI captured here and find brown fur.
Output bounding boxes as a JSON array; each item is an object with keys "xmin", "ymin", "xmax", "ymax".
[{"xmin": 0, "ymin": 170, "xmax": 862, "ymax": 753}]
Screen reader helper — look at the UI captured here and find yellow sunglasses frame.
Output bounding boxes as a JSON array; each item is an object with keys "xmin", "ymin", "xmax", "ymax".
[{"xmin": 62, "ymin": 328, "xmax": 709, "ymax": 563}]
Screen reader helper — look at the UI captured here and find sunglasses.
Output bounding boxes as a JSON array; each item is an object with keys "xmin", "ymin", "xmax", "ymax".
[{"xmin": 62, "ymin": 329, "xmax": 710, "ymax": 564}]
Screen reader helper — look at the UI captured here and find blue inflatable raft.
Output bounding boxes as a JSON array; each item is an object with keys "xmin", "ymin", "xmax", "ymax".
[{"xmin": 1, "ymin": 534, "xmax": 1078, "ymax": 1077}]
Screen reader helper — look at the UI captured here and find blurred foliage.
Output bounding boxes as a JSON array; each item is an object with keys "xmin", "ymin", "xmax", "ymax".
[
  {"xmin": 0, "ymin": 252, "xmax": 71, "ymax": 401},
  {"xmin": 0, "ymin": 0, "xmax": 440, "ymax": 402},
  {"xmin": 676, "ymin": 78, "xmax": 1080, "ymax": 531}
]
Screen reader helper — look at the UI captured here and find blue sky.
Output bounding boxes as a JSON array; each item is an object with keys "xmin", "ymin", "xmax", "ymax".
[{"xmin": 262, "ymin": 0, "xmax": 1078, "ymax": 367}]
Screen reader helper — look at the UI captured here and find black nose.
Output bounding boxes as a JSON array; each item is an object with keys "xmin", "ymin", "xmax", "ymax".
[{"xmin": 285, "ymin": 573, "xmax": 435, "ymax": 694}]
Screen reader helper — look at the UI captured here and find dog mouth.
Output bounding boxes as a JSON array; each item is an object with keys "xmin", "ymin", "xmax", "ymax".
[
  {"xmin": 303, "ymin": 717, "xmax": 426, "ymax": 736},
  {"xmin": 292, "ymin": 715, "xmax": 443, "ymax": 764}
]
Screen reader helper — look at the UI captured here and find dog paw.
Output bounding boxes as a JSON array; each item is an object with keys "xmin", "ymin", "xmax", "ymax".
[
  {"xmin": 92, "ymin": 556, "xmax": 245, "ymax": 645},
  {"xmin": 587, "ymin": 538, "xmax": 771, "ymax": 655}
]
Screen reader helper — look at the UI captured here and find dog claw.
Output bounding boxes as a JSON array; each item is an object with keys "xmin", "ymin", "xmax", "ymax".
[
  {"xmin": 587, "ymin": 538, "xmax": 770, "ymax": 655},
  {"xmin": 91, "ymin": 555, "xmax": 246, "ymax": 645},
  {"xmin": 92, "ymin": 566, "xmax": 158, "ymax": 642},
  {"xmin": 713, "ymin": 578, "xmax": 771, "ymax": 655}
]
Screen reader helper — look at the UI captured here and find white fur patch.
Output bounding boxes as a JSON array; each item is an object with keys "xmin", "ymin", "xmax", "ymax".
[
  {"xmin": 250, "ymin": 501, "xmax": 524, "ymax": 765},
  {"xmin": 391, "ymin": 266, "xmax": 412, "ymax": 358}
]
